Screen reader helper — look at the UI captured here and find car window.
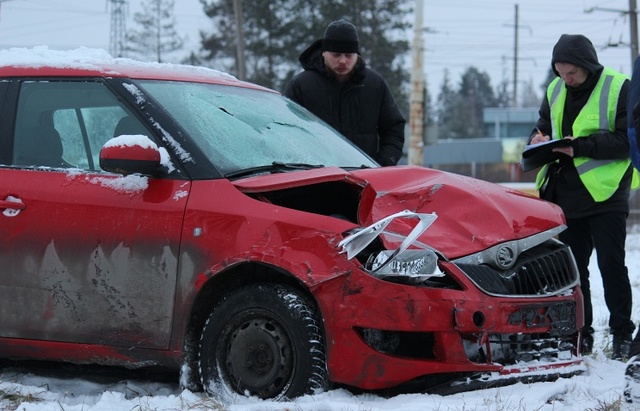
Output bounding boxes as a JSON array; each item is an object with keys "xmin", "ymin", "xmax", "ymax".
[
  {"xmin": 12, "ymin": 81, "xmax": 149, "ymax": 171},
  {"xmin": 137, "ymin": 81, "xmax": 378, "ymax": 175}
]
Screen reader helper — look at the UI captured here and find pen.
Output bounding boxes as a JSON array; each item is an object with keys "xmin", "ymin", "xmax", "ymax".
[{"xmin": 536, "ymin": 127, "xmax": 544, "ymax": 139}]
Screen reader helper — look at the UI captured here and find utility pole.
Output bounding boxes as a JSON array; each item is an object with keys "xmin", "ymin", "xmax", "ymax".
[
  {"xmin": 233, "ymin": 0, "xmax": 246, "ymax": 80},
  {"xmin": 631, "ymin": 0, "xmax": 639, "ymax": 62},
  {"xmin": 513, "ymin": 4, "xmax": 519, "ymax": 106},
  {"xmin": 108, "ymin": 0, "xmax": 127, "ymax": 57},
  {"xmin": 408, "ymin": 0, "xmax": 424, "ymax": 166}
]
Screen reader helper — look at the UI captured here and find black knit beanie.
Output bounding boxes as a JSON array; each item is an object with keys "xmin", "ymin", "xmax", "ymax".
[{"xmin": 322, "ymin": 19, "xmax": 359, "ymax": 53}]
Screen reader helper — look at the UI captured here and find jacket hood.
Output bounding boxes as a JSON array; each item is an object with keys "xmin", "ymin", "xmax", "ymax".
[
  {"xmin": 551, "ymin": 34, "xmax": 603, "ymax": 76},
  {"xmin": 298, "ymin": 39, "xmax": 325, "ymax": 71}
]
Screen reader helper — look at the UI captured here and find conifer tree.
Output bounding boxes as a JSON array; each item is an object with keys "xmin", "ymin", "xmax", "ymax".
[
  {"xmin": 436, "ymin": 69, "xmax": 460, "ymax": 139},
  {"xmin": 435, "ymin": 67, "xmax": 497, "ymax": 138},
  {"xmin": 127, "ymin": 0, "xmax": 185, "ymax": 63},
  {"xmin": 198, "ymin": 0, "xmax": 411, "ymax": 116}
]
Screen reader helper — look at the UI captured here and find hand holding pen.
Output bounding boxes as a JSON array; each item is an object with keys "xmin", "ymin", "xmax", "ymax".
[
  {"xmin": 530, "ymin": 127, "xmax": 550, "ymax": 145},
  {"xmin": 530, "ymin": 128, "xmax": 575, "ymax": 157}
]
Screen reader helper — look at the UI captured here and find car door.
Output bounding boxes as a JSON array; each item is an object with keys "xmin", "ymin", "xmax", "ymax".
[{"xmin": 0, "ymin": 79, "xmax": 188, "ymax": 349}]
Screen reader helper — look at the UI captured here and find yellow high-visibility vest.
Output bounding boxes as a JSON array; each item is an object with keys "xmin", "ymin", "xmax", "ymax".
[{"xmin": 535, "ymin": 67, "xmax": 640, "ymax": 201}]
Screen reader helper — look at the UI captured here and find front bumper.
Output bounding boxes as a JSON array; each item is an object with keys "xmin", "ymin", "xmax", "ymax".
[{"xmin": 315, "ymin": 264, "xmax": 584, "ymax": 391}]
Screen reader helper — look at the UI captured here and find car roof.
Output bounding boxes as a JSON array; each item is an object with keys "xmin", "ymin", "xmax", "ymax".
[{"xmin": 0, "ymin": 46, "xmax": 273, "ymax": 93}]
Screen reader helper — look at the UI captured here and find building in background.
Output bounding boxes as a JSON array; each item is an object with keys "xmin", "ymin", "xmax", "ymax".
[{"xmin": 404, "ymin": 107, "xmax": 536, "ymax": 183}]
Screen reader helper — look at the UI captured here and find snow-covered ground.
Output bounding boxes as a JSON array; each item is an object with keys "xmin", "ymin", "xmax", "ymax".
[{"xmin": 1, "ymin": 231, "xmax": 639, "ymax": 411}]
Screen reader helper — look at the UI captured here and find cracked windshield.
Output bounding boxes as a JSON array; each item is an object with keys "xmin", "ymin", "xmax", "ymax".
[{"xmin": 138, "ymin": 81, "xmax": 378, "ymax": 176}]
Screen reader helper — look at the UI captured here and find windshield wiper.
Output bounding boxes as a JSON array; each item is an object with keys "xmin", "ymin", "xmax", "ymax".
[
  {"xmin": 224, "ymin": 161, "xmax": 325, "ymax": 179},
  {"xmin": 342, "ymin": 164, "xmax": 372, "ymax": 170}
]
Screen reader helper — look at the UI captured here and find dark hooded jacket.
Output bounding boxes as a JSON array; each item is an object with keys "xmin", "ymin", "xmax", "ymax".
[
  {"xmin": 284, "ymin": 39, "xmax": 406, "ymax": 166},
  {"xmin": 628, "ymin": 55, "xmax": 640, "ymax": 171},
  {"xmin": 529, "ymin": 34, "xmax": 632, "ymax": 218}
]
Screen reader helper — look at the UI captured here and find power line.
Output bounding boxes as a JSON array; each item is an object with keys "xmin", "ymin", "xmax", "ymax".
[{"xmin": 585, "ymin": 0, "xmax": 639, "ymax": 67}]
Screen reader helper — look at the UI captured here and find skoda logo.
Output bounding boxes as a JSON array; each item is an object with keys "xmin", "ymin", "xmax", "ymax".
[{"xmin": 496, "ymin": 245, "xmax": 516, "ymax": 269}]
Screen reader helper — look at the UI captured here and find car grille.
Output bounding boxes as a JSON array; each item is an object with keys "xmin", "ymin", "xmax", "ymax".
[{"xmin": 456, "ymin": 241, "xmax": 578, "ymax": 297}]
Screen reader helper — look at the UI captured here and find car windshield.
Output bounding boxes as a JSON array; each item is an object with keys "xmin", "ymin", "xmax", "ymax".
[{"xmin": 136, "ymin": 80, "xmax": 378, "ymax": 176}]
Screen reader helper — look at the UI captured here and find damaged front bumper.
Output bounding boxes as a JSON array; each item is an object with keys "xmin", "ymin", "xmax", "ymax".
[{"xmin": 322, "ymin": 210, "xmax": 585, "ymax": 392}]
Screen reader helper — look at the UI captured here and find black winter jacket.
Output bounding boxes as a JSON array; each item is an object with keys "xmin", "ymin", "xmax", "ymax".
[
  {"xmin": 529, "ymin": 34, "xmax": 632, "ymax": 218},
  {"xmin": 284, "ymin": 39, "xmax": 406, "ymax": 166}
]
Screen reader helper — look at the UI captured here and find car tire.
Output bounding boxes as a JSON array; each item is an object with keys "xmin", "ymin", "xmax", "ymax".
[{"xmin": 198, "ymin": 283, "xmax": 328, "ymax": 400}]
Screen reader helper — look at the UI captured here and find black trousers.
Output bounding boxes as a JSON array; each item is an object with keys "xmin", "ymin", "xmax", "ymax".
[{"xmin": 560, "ymin": 212, "xmax": 634, "ymax": 337}]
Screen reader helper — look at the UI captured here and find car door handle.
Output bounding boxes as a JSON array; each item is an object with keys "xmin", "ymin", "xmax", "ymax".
[{"xmin": 0, "ymin": 199, "xmax": 26, "ymax": 210}]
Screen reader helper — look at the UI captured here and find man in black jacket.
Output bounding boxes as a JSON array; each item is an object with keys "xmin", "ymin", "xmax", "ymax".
[
  {"xmin": 623, "ymin": 54, "xmax": 640, "ymax": 406},
  {"xmin": 284, "ymin": 19, "xmax": 405, "ymax": 166},
  {"xmin": 527, "ymin": 34, "xmax": 637, "ymax": 360}
]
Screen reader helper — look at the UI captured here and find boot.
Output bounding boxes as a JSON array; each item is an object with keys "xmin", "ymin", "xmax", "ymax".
[
  {"xmin": 581, "ymin": 329, "xmax": 594, "ymax": 355},
  {"xmin": 613, "ymin": 333, "xmax": 632, "ymax": 361}
]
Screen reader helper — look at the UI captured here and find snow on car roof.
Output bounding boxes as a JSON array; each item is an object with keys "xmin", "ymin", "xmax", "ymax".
[{"xmin": 0, "ymin": 46, "xmax": 270, "ymax": 91}]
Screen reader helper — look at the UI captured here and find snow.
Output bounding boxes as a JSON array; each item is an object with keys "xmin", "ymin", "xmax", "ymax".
[
  {"xmin": 0, "ymin": 232, "xmax": 637, "ymax": 411},
  {"xmin": 87, "ymin": 174, "xmax": 149, "ymax": 193},
  {"xmin": 103, "ymin": 135, "xmax": 158, "ymax": 150},
  {"xmin": 0, "ymin": 46, "xmax": 238, "ymax": 82}
]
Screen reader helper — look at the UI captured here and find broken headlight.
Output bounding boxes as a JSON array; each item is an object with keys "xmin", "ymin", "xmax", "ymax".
[{"xmin": 365, "ymin": 249, "xmax": 444, "ymax": 284}]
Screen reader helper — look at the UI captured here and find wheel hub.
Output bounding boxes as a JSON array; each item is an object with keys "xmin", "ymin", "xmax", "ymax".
[{"xmin": 225, "ymin": 317, "xmax": 292, "ymax": 397}]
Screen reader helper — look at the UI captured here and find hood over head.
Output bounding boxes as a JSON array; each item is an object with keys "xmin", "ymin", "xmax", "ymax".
[{"xmin": 551, "ymin": 34, "xmax": 603, "ymax": 77}]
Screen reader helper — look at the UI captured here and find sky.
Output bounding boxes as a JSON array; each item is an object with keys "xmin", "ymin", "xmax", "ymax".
[
  {"xmin": 0, "ymin": 0, "xmax": 637, "ymax": 101},
  {"xmin": 422, "ymin": 0, "xmax": 637, "ymax": 101},
  {"xmin": 0, "ymin": 231, "xmax": 638, "ymax": 410}
]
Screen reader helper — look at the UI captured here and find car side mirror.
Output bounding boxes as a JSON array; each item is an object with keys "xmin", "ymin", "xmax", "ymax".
[{"xmin": 99, "ymin": 135, "xmax": 165, "ymax": 176}]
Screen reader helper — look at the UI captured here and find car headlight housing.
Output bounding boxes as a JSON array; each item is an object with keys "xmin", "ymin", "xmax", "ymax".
[{"xmin": 365, "ymin": 249, "xmax": 444, "ymax": 284}]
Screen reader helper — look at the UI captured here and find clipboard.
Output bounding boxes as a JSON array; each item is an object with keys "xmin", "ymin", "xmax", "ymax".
[{"xmin": 520, "ymin": 139, "xmax": 572, "ymax": 172}]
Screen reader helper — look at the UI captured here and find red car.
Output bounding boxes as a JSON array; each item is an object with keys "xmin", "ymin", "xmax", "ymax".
[{"xmin": 0, "ymin": 48, "xmax": 584, "ymax": 400}]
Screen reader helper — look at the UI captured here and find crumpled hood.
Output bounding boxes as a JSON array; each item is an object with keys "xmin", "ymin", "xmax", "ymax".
[
  {"xmin": 233, "ymin": 166, "xmax": 566, "ymax": 260},
  {"xmin": 352, "ymin": 166, "xmax": 565, "ymax": 259}
]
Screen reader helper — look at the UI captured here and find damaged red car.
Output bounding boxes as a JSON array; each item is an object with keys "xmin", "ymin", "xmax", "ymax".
[{"xmin": 0, "ymin": 48, "xmax": 585, "ymax": 400}]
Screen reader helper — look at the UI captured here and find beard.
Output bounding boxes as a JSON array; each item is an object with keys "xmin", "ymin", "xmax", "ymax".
[{"xmin": 328, "ymin": 66, "xmax": 354, "ymax": 83}]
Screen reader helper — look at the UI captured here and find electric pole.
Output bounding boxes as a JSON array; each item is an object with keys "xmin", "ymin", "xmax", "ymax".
[
  {"xmin": 408, "ymin": 0, "xmax": 424, "ymax": 166},
  {"xmin": 513, "ymin": 4, "xmax": 519, "ymax": 106},
  {"xmin": 233, "ymin": 0, "xmax": 246, "ymax": 80},
  {"xmin": 108, "ymin": 0, "xmax": 127, "ymax": 57},
  {"xmin": 631, "ymin": 0, "xmax": 638, "ymax": 62}
]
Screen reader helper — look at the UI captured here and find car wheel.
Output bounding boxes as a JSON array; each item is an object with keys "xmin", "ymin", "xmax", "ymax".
[{"xmin": 198, "ymin": 283, "xmax": 328, "ymax": 400}]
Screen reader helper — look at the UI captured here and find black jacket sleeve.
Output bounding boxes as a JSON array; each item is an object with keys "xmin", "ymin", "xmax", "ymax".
[
  {"xmin": 529, "ymin": 95, "xmax": 553, "ymax": 144},
  {"xmin": 375, "ymin": 81, "xmax": 406, "ymax": 166},
  {"xmin": 629, "ymin": 55, "xmax": 640, "ymax": 171},
  {"xmin": 283, "ymin": 77, "xmax": 302, "ymax": 105}
]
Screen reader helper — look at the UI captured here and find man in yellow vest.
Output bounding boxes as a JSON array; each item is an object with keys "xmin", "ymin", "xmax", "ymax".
[{"xmin": 528, "ymin": 34, "xmax": 639, "ymax": 360}]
